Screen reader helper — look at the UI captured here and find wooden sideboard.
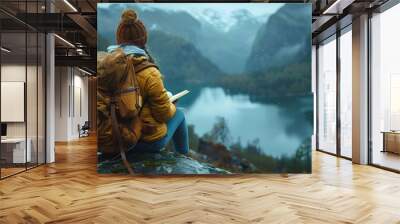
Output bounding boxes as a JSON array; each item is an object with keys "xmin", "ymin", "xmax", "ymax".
[{"xmin": 382, "ymin": 131, "xmax": 400, "ymax": 154}]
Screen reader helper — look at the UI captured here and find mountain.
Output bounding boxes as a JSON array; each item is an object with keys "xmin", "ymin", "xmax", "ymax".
[
  {"xmin": 97, "ymin": 5, "xmax": 263, "ymax": 74},
  {"xmin": 195, "ymin": 9, "xmax": 263, "ymax": 74},
  {"xmin": 218, "ymin": 4, "xmax": 312, "ymax": 98},
  {"xmin": 97, "ymin": 35, "xmax": 111, "ymax": 53},
  {"xmin": 245, "ymin": 4, "xmax": 311, "ymax": 73},
  {"xmin": 147, "ymin": 30, "xmax": 224, "ymax": 84}
]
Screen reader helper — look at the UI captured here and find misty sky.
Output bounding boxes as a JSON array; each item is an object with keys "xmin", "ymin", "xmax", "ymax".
[{"xmin": 98, "ymin": 3, "xmax": 284, "ymax": 31}]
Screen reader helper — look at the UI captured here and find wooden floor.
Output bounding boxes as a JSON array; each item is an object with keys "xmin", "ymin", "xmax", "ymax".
[
  {"xmin": 372, "ymin": 150, "xmax": 400, "ymax": 171},
  {"xmin": 1, "ymin": 167, "xmax": 26, "ymax": 178},
  {"xmin": 1, "ymin": 136, "xmax": 400, "ymax": 224}
]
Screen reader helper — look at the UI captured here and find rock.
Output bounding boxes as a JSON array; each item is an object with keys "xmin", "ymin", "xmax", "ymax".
[
  {"xmin": 198, "ymin": 139, "xmax": 233, "ymax": 167},
  {"xmin": 197, "ymin": 139, "xmax": 256, "ymax": 173},
  {"xmin": 97, "ymin": 150, "xmax": 230, "ymax": 175}
]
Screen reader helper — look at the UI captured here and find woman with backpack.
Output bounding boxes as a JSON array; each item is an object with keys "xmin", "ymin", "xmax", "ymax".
[{"xmin": 97, "ymin": 9, "xmax": 189, "ymax": 170}]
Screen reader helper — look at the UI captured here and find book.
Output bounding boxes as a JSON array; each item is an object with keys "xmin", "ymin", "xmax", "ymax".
[{"xmin": 170, "ymin": 90, "xmax": 190, "ymax": 103}]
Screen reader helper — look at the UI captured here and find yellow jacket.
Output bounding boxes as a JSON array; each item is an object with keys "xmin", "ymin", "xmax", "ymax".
[{"xmin": 134, "ymin": 57, "xmax": 176, "ymax": 142}]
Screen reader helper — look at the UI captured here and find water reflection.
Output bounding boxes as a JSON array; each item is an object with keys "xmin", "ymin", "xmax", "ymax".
[{"xmin": 175, "ymin": 87, "xmax": 312, "ymax": 157}]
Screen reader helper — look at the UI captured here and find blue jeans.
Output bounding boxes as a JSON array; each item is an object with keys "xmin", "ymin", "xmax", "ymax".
[{"xmin": 129, "ymin": 108, "xmax": 189, "ymax": 154}]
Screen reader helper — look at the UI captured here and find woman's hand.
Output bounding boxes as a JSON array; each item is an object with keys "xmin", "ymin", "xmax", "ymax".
[{"xmin": 166, "ymin": 91, "xmax": 173, "ymax": 98}]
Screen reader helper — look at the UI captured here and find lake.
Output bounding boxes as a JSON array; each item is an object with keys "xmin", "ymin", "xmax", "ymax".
[{"xmin": 175, "ymin": 87, "xmax": 313, "ymax": 158}]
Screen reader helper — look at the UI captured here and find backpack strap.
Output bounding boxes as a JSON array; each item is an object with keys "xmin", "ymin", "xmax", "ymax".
[
  {"xmin": 128, "ymin": 58, "xmax": 158, "ymax": 111},
  {"xmin": 110, "ymin": 96, "xmax": 135, "ymax": 175},
  {"xmin": 134, "ymin": 60, "xmax": 158, "ymax": 73},
  {"xmin": 114, "ymin": 86, "xmax": 139, "ymax": 95}
]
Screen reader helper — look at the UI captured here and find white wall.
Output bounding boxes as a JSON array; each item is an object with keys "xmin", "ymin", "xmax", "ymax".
[
  {"xmin": 54, "ymin": 67, "xmax": 89, "ymax": 141},
  {"xmin": 72, "ymin": 73, "xmax": 89, "ymax": 138},
  {"xmin": 55, "ymin": 67, "xmax": 70, "ymax": 141}
]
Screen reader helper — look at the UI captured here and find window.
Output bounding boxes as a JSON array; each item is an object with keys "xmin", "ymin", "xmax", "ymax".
[
  {"xmin": 0, "ymin": 1, "xmax": 47, "ymax": 179},
  {"xmin": 317, "ymin": 35, "xmax": 337, "ymax": 154},
  {"xmin": 370, "ymin": 3, "xmax": 400, "ymax": 171},
  {"xmin": 339, "ymin": 27, "xmax": 352, "ymax": 158}
]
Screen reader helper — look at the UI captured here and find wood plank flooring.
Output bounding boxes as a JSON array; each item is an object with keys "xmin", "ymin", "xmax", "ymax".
[
  {"xmin": 1, "ymin": 167, "xmax": 26, "ymax": 178},
  {"xmin": 372, "ymin": 150, "xmax": 400, "ymax": 171},
  {"xmin": 0, "ymin": 136, "xmax": 400, "ymax": 224}
]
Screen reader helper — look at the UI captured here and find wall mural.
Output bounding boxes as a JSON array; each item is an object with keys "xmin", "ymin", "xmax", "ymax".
[{"xmin": 97, "ymin": 3, "xmax": 313, "ymax": 174}]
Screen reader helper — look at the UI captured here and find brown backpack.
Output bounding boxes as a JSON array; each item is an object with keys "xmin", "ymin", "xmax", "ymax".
[{"xmin": 97, "ymin": 49, "xmax": 156, "ymax": 174}]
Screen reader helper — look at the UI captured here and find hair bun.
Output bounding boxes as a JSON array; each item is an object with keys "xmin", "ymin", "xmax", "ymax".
[
  {"xmin": 116, "ymin": 9, "xmax": 147, "ymax": 47},
  {"xmin": 121, "ymin": 9, "xmax": 138, "ymax": 23}
]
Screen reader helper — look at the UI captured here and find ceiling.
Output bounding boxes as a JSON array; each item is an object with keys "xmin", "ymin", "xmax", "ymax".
[
  {"xmin": 0, "ymin": 0, "xmax": 395, "ymax": 73},
  {"xmin": 311, "ymin": 0, "xmax": 390, "ymax": 43},
  {"xmin": 0, "ymin": 0, "xmax": 98, "ymax": 73}
]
